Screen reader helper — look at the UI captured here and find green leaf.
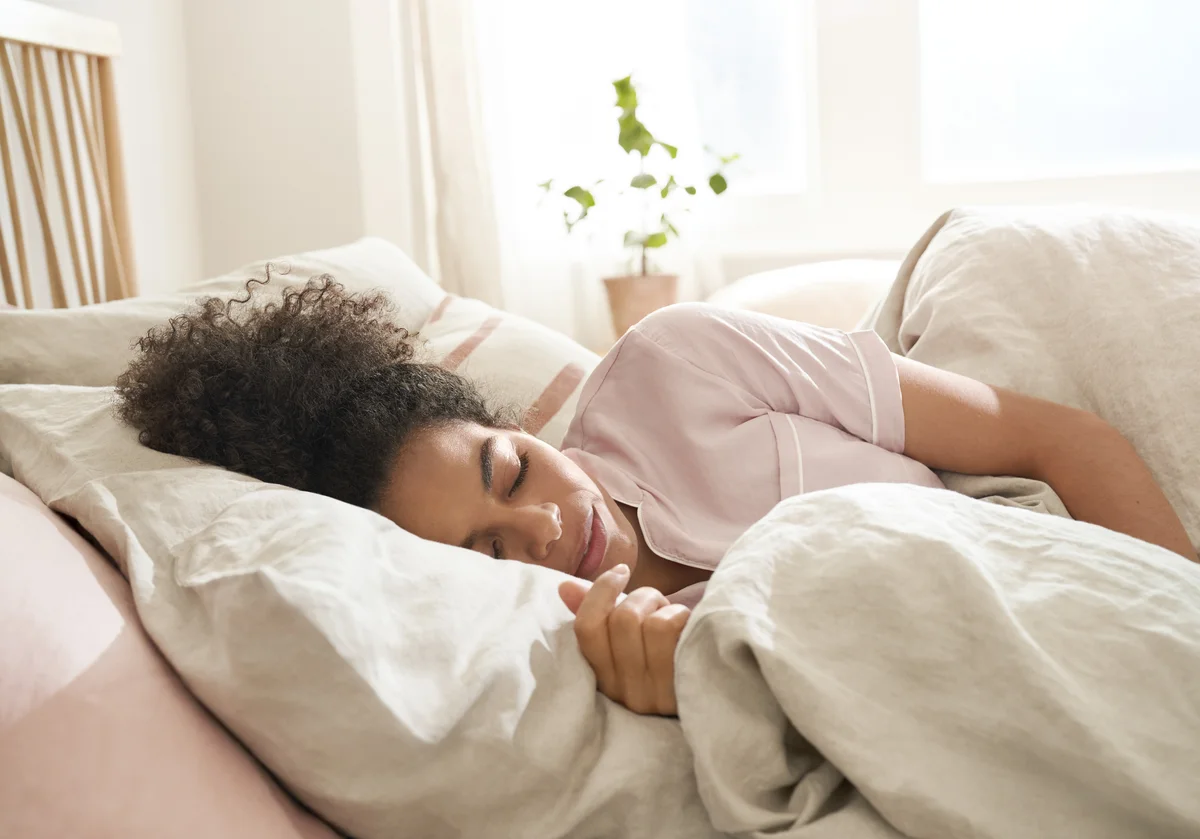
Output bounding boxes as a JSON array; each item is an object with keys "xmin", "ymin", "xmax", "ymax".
[
  {"xmin": 719, "ymin": 151, "xmax": 742, "ymax": 165},
  {"xmin": 709, "ymin": 173, "xmax": 728, "ymax": 195},
  {"xmin": 613, "ymin": 75, "xmax": 666, "ymax": 158},
  {"xmin": 563, "ymin": 185, "xmax": 595, "ymax": 209},
  {"xmin": 618, "ymin": 115, "xmax": 655, "ymax": 156},
  {"xmin": 661, "ymin": 214, "xmax": 680, "ymax": 237},
  {"xmin": 613, "ymin": 76, "xmax": 637, "ymax": 112},
  {"xmin": 630, "ymin": 173, "xmax": 657, "ymax": 189},
  {"xmin": 537, "ymin": 179, "xmax": 554, "ymax": 192},
  {"xmin": 684, "ymin": 185, "xmax": 697, "ymax": 195},
  {"xmin": 644, "ymin": 232, "xmax": 668, "ymax": 249},
  {"xmin": 658, "ymin": 141, "xmax": 678, "ymax": 159},
  {"xmin": 623, "ymin": 230, "xmax": 647, "ymax": 248},
  {"xmin": 659, "ymin": 175, "xmax": 676, "ymax": 199}
]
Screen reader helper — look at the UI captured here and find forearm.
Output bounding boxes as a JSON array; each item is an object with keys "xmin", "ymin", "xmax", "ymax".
[
  {"xmin": 1030, "ymin": 417, "xmax": 1197, "ymax": 561},
  {"xmin": 895, "ymin": 356, "xmax": 1197, "ymax": 562}
]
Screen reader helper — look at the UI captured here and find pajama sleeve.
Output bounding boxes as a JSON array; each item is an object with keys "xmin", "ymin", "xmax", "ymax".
[{"xmin": 628, "ymin": 303, "xmax": 906, "ymax": 453}]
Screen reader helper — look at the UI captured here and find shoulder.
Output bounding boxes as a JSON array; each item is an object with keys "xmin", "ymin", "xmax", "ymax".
[
  {"xmin": 629, "ymin": 302, "xmax": 740, "ymax": 351},
  {"xmin": 628, "ymin": 302, "xmax": 836, "ymax": 374},
  {"xmin": 561, "ymin": 304, "xmax": 739, "ymax": 449}
]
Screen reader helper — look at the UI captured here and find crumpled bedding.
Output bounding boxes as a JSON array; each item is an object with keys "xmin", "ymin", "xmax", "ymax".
[{"xmin": 677, "ymin": 483, "xmax": 1200, "ymax": 838}]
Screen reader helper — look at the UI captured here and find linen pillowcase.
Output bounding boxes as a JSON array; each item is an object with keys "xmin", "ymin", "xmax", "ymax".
[
  {"xmin": 0, "ymin": 237, "xmax": 444, "ymax": 386},
  {"xmin": 707, "ymin": 259, "xmax": 898, "ymax": 332},
  {"xmin": 0, "ymin": 384, "xmax": 716, "ymax": 839},
  {"xmin": 419, "ymin": 294, "xmax": 594, "ymax": 446},
  {"xmin": 0, "ymin": 237, "xmax": 599, "ymax": 447}
]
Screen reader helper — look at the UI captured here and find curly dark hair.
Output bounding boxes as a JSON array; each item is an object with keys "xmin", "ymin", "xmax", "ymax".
[{"xmin": 115, "ymin": 273, "xmax": 503, "ymax": 509}]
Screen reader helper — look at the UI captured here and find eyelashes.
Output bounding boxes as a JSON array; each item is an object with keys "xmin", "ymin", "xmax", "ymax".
[
  {"xmin": 509, "ymin": 453, "xmax": 529, "ymax": 497},
  {"xmin": 492, "ymin": 453, "xmax": 531, "ymax": 559}
]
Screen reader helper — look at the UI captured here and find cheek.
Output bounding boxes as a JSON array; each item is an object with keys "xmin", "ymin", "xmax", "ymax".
[
  {"xmin": 379, "ymin": 469, "xmax": 466, "ymax": 546},
  {"xmin": 530, "ymin": 446, "xmax": 592, "ymax": 496}
]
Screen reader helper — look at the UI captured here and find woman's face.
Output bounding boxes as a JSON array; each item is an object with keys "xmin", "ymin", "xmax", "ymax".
[{"xmin": 378, "ymin": 422, "xmax": 638, "ymax": 581}]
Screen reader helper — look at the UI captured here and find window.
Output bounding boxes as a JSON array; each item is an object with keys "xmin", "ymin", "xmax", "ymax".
[
  {"xmin": 920, "ymin": 0, "xmax": 1200, "ymax": 182},
  {"xmin": 473, "ymin": 0, "xmax": 807, "ymax": 196},
  {"xmin": 682, "ymin": 0, "xmax": 809, "ymax": 191}
]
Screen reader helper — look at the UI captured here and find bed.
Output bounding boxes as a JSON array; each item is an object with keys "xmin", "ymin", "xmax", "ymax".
[{"xmin": 4, "ymin": 5, "xmax": 1200, "ymax": 839}]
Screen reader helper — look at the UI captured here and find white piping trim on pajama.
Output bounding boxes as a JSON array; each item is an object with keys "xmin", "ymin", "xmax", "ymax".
[
  {"xmin": 788, "ymin": 413, "xmax": 804, "ymax": 495},
  {"xmin": 848, "ymin": 336, "xmax": 879, "ymax": 445}
]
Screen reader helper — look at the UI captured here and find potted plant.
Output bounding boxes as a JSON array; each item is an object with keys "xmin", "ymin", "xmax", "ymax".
[{"xmin": 540, "ymin": 75, "xmax": 738, "ymax": 336}]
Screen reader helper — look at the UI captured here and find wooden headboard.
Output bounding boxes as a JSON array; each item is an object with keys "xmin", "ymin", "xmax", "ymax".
[{"xmin": 0, "ymin": 0, "xmax": 135, "ymax": 309}]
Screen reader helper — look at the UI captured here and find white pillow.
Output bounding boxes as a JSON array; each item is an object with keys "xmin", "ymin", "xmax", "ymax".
[
  {"xmin": 0, "ymin": 384, "xmax": 716, "ymax": 839},
  {"xmin": 864, "ymin": 206, "xmax": 1200, "ymax": 545},
  {"xmin": 0, "ymin": 238, "xmax": 444, "ymax": 386},
  {"xmin": 707, "ymin": 259, "xmax": 897, "ymax": 331},
  {"xmin": 0, "ymin": 237, "xmax": 599, "ymax": 449}
]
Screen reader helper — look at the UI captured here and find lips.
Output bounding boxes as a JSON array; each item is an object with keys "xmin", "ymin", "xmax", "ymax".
[{"xmin": 574, "ymin": 505, "xmax": 608, "ymax": 580}]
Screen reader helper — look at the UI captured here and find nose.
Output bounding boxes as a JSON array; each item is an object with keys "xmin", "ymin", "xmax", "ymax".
[{"xmin": 512, "ymin": 502, "xmax": 562, "ymax": 563}]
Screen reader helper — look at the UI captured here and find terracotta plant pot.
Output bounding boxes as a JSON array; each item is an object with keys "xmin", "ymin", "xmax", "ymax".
[{"xmin": 602, "ymin": 273, "xmax": 678, "ymax": 336}]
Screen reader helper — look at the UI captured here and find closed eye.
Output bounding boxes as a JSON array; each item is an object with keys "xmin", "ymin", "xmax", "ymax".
[{"xmin": 509, "ymin": 453, "xmax": 529, "ymax": 497}]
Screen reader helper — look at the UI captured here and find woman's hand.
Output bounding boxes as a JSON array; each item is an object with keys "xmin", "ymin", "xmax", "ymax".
[{"xmin": 559, "ymin": 564, "xmax": 690, "ymax": 716}]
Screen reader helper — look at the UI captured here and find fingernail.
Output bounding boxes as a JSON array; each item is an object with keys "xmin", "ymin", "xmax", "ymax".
[{"xmin": 612, "ymin": 563, "xmax": 630, "ymax": 578}]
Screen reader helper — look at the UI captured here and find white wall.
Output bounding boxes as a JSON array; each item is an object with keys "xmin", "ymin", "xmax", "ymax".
[
  {"xmin": 349, "ymin": 0, "xmax": 428, "ymax": 271},
  {"xmin": 33, "ymin": 0, "xmax": 203, "ymax": 295},
  {"xmin": 183, "ymin": 0, "xmax": 371, "ymax": 278}
]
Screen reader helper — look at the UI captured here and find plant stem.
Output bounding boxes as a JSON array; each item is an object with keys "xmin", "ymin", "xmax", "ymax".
[{"xmin": 639, "ymin": 156, "xmax": 648, "ymax": 276}]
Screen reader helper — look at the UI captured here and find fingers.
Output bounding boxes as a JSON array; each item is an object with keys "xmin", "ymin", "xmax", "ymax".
[
  {"xmin": 571, "ymin": 564, "xmax": 629, "ymax": 694},
  {"xmin": 558, "ymin": 578, "xmax": 590, "ymax": 614},
  {"xmin": 608, "ymin": 587, "xmax": 669, "ymax": 713},
  {"xmin": 564, "ymin": 566, "xmax": 689, "ymax": 717},
  {"xmin": 643, "ymin": 604, "xmax": 690, "ymax": 716}
]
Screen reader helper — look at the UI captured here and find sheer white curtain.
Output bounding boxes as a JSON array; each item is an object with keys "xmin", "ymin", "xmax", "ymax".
[
  {"xmin": 406, "ymin": 0, "xmax": 758, "ymax": 347},
  {"xmin": 403, "ymin": 0, "xmax": 505, "ymax": 307}
]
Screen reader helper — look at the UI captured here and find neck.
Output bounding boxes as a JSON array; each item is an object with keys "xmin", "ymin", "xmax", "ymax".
[{"xmin": 616, "ymin": 502, "xmax": 711, "ymax": 595}]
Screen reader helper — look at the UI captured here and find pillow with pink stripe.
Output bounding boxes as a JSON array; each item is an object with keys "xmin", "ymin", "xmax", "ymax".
[{"xmin": 420, "ymin": 295, "xmax": 598, "ymax": 448}]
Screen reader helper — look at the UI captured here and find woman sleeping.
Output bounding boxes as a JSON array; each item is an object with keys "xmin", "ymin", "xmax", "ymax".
[{"xmin": 115, "ymin": 277, "xmax": 1195, "ymax": 717}]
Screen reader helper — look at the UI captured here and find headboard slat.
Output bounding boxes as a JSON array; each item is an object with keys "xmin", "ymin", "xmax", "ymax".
[
  {"xmin": 0, "ymin": 190, "xmax": 14, "ymax": 304},
  {"xmin": 36, "ymin": 47, "xmax": 87, "ymax": 306},
  {"xmin": 97, "ymin": 55, "xmax": 131, "ymax": 298},
  {"xmin": 69, "ymin": 52, "xmax": 125, "ymax": 304},
  {"xmin": 59, "ymin": 51, "xmax": 99, "ymax": 304},
  {"xmin": 0, "ymin": 42, "xmax": 66, "ymax": 308},
  {"xmin": 22, "ymin": 45, "xmax": 37, "ymax": 149},
  {"xmin": 0, "ymin": 73, "xmax": 32, "ymax": 307}
]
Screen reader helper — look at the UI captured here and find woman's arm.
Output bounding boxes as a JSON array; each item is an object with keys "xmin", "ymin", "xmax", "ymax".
[{"xmin": 895, "ymin": 356, "xmax": 1197, "ymax": 562}]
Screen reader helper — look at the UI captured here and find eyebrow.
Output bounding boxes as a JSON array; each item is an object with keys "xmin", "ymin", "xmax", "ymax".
[
  {"xmin": 460, "ymin": 436, "xmax": 498, "ymax": 550},
  {"xmin": 480, "ymin": 435, "xmax": 496, "ymax": 493}
]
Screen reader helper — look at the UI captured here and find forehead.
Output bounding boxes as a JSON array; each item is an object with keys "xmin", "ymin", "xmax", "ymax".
[{"xmin": 378, "ymin": 423, "xmax": 486, "ymax": 544}]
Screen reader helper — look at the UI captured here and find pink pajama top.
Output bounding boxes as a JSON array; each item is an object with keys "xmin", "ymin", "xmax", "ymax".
[{"xmin": 559, "ymin": 303, "xmax": 945, "ymax": 607}]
